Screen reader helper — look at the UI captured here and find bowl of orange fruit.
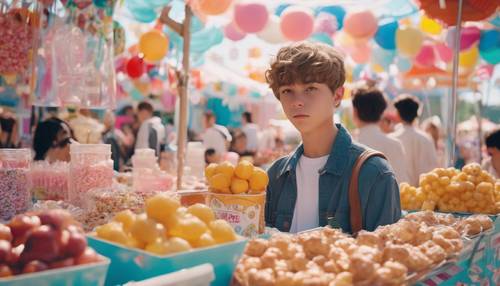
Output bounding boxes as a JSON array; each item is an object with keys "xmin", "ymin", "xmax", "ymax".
[
  {"xmin": 87, "ymin": 193, "xmax": 247, "ymax": 286},
  {"xmin": 205, "ymin": 161, "xmax": 269, "ymax": 237}
]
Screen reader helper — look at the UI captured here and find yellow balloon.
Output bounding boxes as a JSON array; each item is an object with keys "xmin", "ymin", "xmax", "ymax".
[
  {"xmin": 139, "ymin": 30, "xmax": 169, "ymax": 62},
  {"xmin": 396, "ymin": 26, "xmax": 423, "ymax": 57},
  {"xmin": 459, "ymin": 46, "xmax": 479, "ymax": 68},
  {"xmin": 420, "ymin": 15, "xmax": 442, "ymax": 35}
]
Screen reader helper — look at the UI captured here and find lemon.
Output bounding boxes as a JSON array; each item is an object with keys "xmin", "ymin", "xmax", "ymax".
[
  {"xmin": 191, "ymin": 232, "xmax": 216, "ymax": 248},
  {"xmin": 187, "ymin": 203, "xmax": 215, "ymax": 224},
  {"xmin": 234, "ymin": 160, "xmax": 253, "ymax": 180},
  {"xmin": 113, "ymin": 210, "xmax": 136, "ymax": 232},
  {"xmin": 164, "ymin": 237, "xmax": 192, "ymax": 254},
  {"xmin": 205, "ymin": 163, "xmax": 218, "ymax": 180},
  {"xmin": 231, "ymin": 178, "xmax": 249, "ymax": 194},
  {"xmin": 216, "ymin": 161, "xmax": 235, "ymax": 178},
  {"xmin": 210, "ymin": 173, "xmax": 231, "ymax": 190},
  {"xmin": 168, "ymin": 217, "xmax": 208, "ymax": 243},
  {"xmin": 130, "ymin": 216, "xmax": 165, "ymax": 244},
  {"xmin": 248, "ymin": 167, "xmax": 269, "ymax": 192},
  {"xmin": 145, "ymin": 193, "xmax": 180, "ymax": 224},
  {"xmin": 209, "ymin": 219, "xmax": 237, "ymax": 244}
]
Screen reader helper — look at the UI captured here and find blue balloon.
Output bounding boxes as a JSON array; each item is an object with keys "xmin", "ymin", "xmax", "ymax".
[
  {"xmin": 372, "ymin": 47, "xmax": 396, "ymax": 69},
  {"xmin": 191, "ymin": 27, "xmax": 223, "ymax": 54},
  {"xmin": 480, "ymin": 48, "xmax": 500, "ymax": 65},
  {"xmin": 191, "ymin": 16, "xmax": 204, "ymax": 33},
  {"xmin": 315, "ymin": 6, "xmax": 346, "ymax": 30},
  {"xmin": 479, "ymin": 30, "xmax": 500, "ymax": 52},
  {"xmin": 374, "ymin": 21, "xmax": 398, "ymax": 50},
  {"xmin": 309, "ymin": 33, "xmax": 334, "ymax": 46},
  {"xmin": 275, "ymin": 4, "xmax": 290, "ymax": 16},
  {"xmin": 126, "ymin": 0, "xmax": 157, "ymax": 23},
  {"xmin": 395, "ymin": 57, "xmax": 412, "ymax": 73},
  {"xmin": 146, "ymin": 0, "xmax": 172, "ymax": 9}
]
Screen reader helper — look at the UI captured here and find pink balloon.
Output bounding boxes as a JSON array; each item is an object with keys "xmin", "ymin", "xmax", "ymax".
[
  {"xmin": 446, "ymin": 26, "xmax": 481, "ymax": 51},
  {"xmin": 224, "ymin": 22, "xmax": 246, "ymax": 41},
  {"xmin": 350, "ymin": 43, "xmax": 371, "ymax": 64},
  {"xmin": 314, "ymin": 12, "xmax": 338, "ymax": 35},
  {"xmin": 234, "ymin": 3, "xmax": 268, "ymax": 33},
  {"xmin": 280, "ymin": 7, "xmax": 314, "ymax": 41},
  {"xmin": 415, "ymin": 43, "xmax": 436, "ymax": 67},
  {"xmin": 435, "ymin": 43, "xmax": 453, "ymax": 63},
  {"xmin": 344, "ymin": 11, "xmax": 378, "ymax": 39}
]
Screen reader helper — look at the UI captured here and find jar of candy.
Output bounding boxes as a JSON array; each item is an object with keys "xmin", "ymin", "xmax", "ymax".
[
  {"xmin": 132, "ymin": 148, "xmax": 174, "ymax": 194},
  {"xmin": 0, "ymin": 149, "xmax": 32, "ymax": 220},
  {"xmin": 69, "ymin": 144, "xmax": 113, "ymax": 207}
]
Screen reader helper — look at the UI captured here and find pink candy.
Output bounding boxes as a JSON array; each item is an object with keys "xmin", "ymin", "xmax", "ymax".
[
  {"xmin": 0, "ymin": 13, "xmax": 33, "ymax": 74},
  {"xmin": 31, "ymin": 161, "xmax": 69, "ymax": 201},
  {"xmin": 69, "ymin": 162, "xmax": 113, "ymax": 207},
  {"xmin": 0, "ymin": 168, "xmax": 31, "ymax": 221}
]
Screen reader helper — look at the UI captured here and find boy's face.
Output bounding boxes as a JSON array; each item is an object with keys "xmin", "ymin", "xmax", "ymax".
[{"xmin": 278, "ymin": 83, "xmax": 342, "ymax": 134}]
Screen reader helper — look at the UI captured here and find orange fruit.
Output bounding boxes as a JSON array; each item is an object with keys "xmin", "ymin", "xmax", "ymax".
[
  {"xmin": 209, "ymin": 219, "xmax": 237, "ymax": 244},
  {"xmin": 145, "ymin": 193, "xmax": 180, "ymax": 224},
  {"xmin": 191, "ymin": 232, "xmax": 216, "ymax": 248},
  {"xmin": 216, "ymin": 161, "xmax": 235, "ymax": 178},
  {"xmin": 235, "ymin": 160, "xmax": 253, "ymax": 180},
  {"xmin": 209, "ymin": 173, "xmax": 231, "ymax": 190},
  {"xmin": 231, "ymin": 178, "xmax": 249, "ymax": 194},
  {"xmin": 187, "ymin": 203, "xmax": 215, "ymax": 224},
  {"xmin": 168, "ymin": 217, "xmax": 208, "ymax": 243},
  {"xmin": 130, "ymin": 216, "xmax": 165, "ymax": 244},
  {"xmin": 205, "ymin": 163, "xmax": 218, "ymax": 180},
  {"xmin": 248, "ymin": 167, "xmax": 269, "ymax": 192},
  {"xmin": 164, "ymin": 237, "xmax": 192, "ymax": 254},
  {"xmin": 113, "ymin": 210, "xmax": 136, "ymax": 232}
]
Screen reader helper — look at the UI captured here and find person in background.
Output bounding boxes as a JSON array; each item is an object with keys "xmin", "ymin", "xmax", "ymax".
[
  {"xmin": 230, "ymin": 131, "xmax": 254, "ymax": 157},
  {"xmin": 102, "ymin": 111, "xmax": 124, "ymax": 171},
  {"xmin": 68, "ymin": 109, "xmax": 104, "ymax": 144},
  {"xmin": 241, "ymin": 111, "xmax": 259, "ymax": 153},
  {"xmin": 0, "ymin": 109, "xmax": 19, "ymax": 148},
  {"xmin": 391, "ymin": 95, "xmax": 438, "ymax": 186},
  {"xmin": 352, "ymin": 87, "xmax": 409, "ymax": 183},
  {"xmin": 135, "ymin": 101, "xmax": 165, "ymax": 156},
  {"xmin": 201, "ymin": 111, "xmax": 232, "ymax": 157},
  {"xmin": 422, "ymin": 116, "xmax": 445, "ymax": 167},
  {"xmin": 482, "ymin": 128, "xmax": 500, "ymax": 178},
  {"xmin": 33, "ymin": 118, "xmax": 75, "ymax": 162},
  {"xmin": 379, "ymin": 111, "xmax": 397, "ymax": 134},
  {"xmin": 204, "ymin": 148, "xmax": 220, "ymax": 165}
]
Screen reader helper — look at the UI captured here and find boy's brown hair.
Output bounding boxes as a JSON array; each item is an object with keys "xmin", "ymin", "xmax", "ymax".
[{"xmin": 265, "ymin": 42, "xmax": 346, "ymax": 98}]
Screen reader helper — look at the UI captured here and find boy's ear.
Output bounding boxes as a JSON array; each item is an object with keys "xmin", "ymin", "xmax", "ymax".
[{"xmin": 333, "ymin": 87, "xmax": 344, "ymax": 107}]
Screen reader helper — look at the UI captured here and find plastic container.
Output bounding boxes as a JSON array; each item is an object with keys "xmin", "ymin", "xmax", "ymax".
[
  {"xmin": 31, "ymin": 161, "xmax": 69, "ymax": 201},
  {"xmin": 132, "ymin": 149, "xmax": 174, "ymax": 194},
  {"xmin": 69, "ymin": 144, "xmax": 113, "ymax": 207},
  {"xmin": 0, "ymin": 149, "xmax": 31, "ymax": 221},
  {"xmin": 185, "ymin": 142, "xmax": 205, "ymax": 179},
  {"xmin": 208, "ymin": 192, "xmax": 266, "ymax": 237},
  {"xmin": 88, "ymin": 236, "xmax": 247, "ymax": 286},
  {"xmin": 124, "ymin": 263, "xmax": 214, "ymax": 286},
  {"xmin": 0, "ymin": 258, "xmax": 110, "ymax": 286}
]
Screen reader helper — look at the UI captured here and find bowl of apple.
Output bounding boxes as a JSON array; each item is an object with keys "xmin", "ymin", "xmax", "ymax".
[{"xmin": 0, "ymin": 210, "xmax": 110, "ymax": 286}]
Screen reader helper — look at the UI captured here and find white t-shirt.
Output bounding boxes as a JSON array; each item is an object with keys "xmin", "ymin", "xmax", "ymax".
[
  {"xmin": 202, "ymin": 125, "xmax": 232, "ymax": 156},
  {"xmin": 135, "ymin": 117, "xmax": 165, "ymax": 154},
  {"xmin": 290, "ymin": 154, "xmax": 329, "ymax": 233},
  {"xmin": 242, "ymin": 123, "xmax": 259, "ymax": 152}
]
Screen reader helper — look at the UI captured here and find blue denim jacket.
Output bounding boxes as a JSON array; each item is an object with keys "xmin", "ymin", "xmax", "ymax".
[{"xmin": 265, "ymin": 124, "xmax": 402, "ymax": 233}]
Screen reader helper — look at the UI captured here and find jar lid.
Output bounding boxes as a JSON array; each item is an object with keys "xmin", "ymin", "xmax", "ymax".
[{"xmin": 70, "ymin": 144, "xmax": 111, "ymax": 154}]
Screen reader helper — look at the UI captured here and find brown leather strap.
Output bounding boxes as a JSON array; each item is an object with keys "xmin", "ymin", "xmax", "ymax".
[{"xmin": 349, "ymin": 149, "xmax": 387, "ymax": 235}]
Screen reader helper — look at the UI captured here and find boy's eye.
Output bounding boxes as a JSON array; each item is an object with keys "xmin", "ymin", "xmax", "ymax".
[
  {"xmin": 305, "ymin": 86, "xmax": 317, "ymax": 92},
  {"xmin": 280, "ymin": 89, "xmax": 292, "ymax": 95}
]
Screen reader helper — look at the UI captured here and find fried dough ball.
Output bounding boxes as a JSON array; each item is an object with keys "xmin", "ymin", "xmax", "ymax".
[
  {"xmin": 329, "ymin": 272, "xmax": 353, "ymax": 286},
  {"xmin": 350, "ymin": 254, "xmax": 378, "ymax": 283},
  {"xmin": 245, "ymin": 238, "xmax": 269, "ymax": 257},
  {"xmin": 356, "ymin": 231, "xmax": 384, "ymax": 249},
  {"xmin": 247, "ymin": 268, "xmax": 276, "ymax": 286},
  {"xmin": 328, "ymin": 247, "xmax": 350, "ymax": 272},
  {"xmin": 301, "ymin": 233, "xmax": 331, "ymax": 259},
  {"xmin": 418, "ymin": 241, "xmax": 446, "ymax": 264},
  {"xmin": 353, "ymin": 245, "xmax": 382, "ymax": 263},
  {"xmin": 373, "ymin": 261, "xmax": 407, "ymax": 286}
]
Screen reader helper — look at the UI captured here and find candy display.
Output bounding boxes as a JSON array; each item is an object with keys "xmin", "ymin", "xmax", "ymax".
[
  {"xmin": 69, "ymin": 144, "xmax": 113, "ymax": 207},
  {"xmin": 132, "ymin": 149, "xmax": 174, "ymax": 194},
  {"xmin": 0, "ymin": 210, "xmax": 104, "ymax": 278},
  {"xmin": 400, "ymin": 163, "xmax": 500, "ymax": 214},
  {"xmin": 94, "ymin": 193, "xmax": 238, "ymax": 255},
  {"xmin": 31, "ymin": 161, "xmax": 69, "ymax": 201},
  {"xmin": 0, "ymin": 149, "xmax": 32, "ymax": 221},
  {"xmin": 233, "ymin": 211, "xmax": 493, "ymax": 286}
]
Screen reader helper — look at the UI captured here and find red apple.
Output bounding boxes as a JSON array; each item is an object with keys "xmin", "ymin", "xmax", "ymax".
[
  {"xmin": 75, "ymin": 247, "xmax": 101, "ymax": 265},
  {"xmin": 37, "ymin": 209, "xmax": 76, "ymax": 230},
  {"xmin": 20, "ymin": 225, "xmax": 60, "ymax": 263},
  {"xmin": 0, "ymin": 264, "xmax": 13, "ymax": 277},
  {"xmin": 0, "ymin": 224, "xmax": 12, "ymax": 242},
  {"xmin": 8, "ymin": 215, "xmax": 41, "ymax": 246},
  {"xmin": 0, "ymin": 241, "xmax": 11, "ymax": 264},
  {"xmin": 22, "ymin": 260, "xmax": 49, "ymax": 274},
  {"xmin": 49, "ymin": 257, "xmax": 75, "ymax": 269},
  {"xmin": 6, "ymin": 244, "xmax": 23, "ymax": 266},
  {"xmin": 65, "ymin": 231, "xmax": 87, "ymax": 258}
]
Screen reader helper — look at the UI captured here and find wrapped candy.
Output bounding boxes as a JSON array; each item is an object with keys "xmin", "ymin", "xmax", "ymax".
[
  {"xmin": 31, "ymin": 161, "xmax": 69, "ymax": 201},
  {"xmin": 0, "ymin": 149, "xmax": 32, "ymax": 221}
]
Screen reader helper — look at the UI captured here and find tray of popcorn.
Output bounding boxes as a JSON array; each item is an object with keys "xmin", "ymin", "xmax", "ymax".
[
  {"xmin": 0, "ymin": 210, "xmax": 109, "ymax": 286},
  {"xmin": 205, "ymin": 161, "xmax": 268, "ymax": 237},
  {"xmin": 88, "ymin": 193, "xmax": 247, "ymax": 286}
]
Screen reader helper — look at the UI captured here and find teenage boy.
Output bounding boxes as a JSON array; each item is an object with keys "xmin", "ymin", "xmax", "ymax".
[{"xmin": 265, "ymin": 42, "xmax": 401, "ymax": 234}]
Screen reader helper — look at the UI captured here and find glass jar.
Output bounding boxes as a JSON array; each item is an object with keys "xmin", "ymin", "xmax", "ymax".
[
  {"xmin": 132, "ymin": 148, "xmax": 174, "ymax": 194},
  {"xmin": 0, "ymin": 149, "xmax": 32, "ymax": 220},
  {"xmin": 31, "ymin": 161, "xmax": 69, "ymax": 201},
  {"xmin": 69, "ymin": 144, "xmax": 113, "ymax": 207}
]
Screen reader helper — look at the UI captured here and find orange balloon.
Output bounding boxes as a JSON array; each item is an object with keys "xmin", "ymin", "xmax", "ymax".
[{"xmin": 198, "ymin": 0, "xmax": 232, "ymax": 16}]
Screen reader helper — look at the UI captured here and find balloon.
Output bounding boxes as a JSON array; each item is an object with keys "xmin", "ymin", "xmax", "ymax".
[
  {"xmin": 280, "ymin": 6, "xmax": 314, "ymax": 41},
  {"xmin": 197, "ymin": 0, "xmax": 232, "ymax": 15},
  {"xmin": 257, "ymin": 15, "xmax": 286, "ymax": 44},
  {"xmin": 372, "ymin": 47, "xmax": 396, "ymax": 69},
  {"xmin": 350, "ymin": 43, "xmax": 371, "ymax": 64},
  {"xmin": 344, "ymin": 11, "xmax": 378, "ymax": 39},
  {"xmin": 415, "ymin": 43, "xmax": 436, "ymax": 67},
  {"xmin": 458, "ymin": 46, "xmax": 479, "ymax": 68},
  {"xmin": 309, "ymin": 33, "xmax": 334, "ymax": 46},
  {"xmin": 479, "ymin": 30, "xmax": 500, "ymax": 52},
  {"xmin": 126, "ymin": 56, "xmax": 145, "ymax": 78},
  {"xmin": 479, "ymin": 48, "xmax": 500, "ymax": 65},
  {"xmin": 224, "ymin": 22, "xmax": 246, "ymax": 41},
  {"xmin": 275, "ymin": 4, "xmax": 289, "ymax": 16},
  {"xmin": 446, "ymin": 26, "xmax": 481, "ymax": 51},
  {"xmin": 130, "ymin": 88, "xmax": 144, "ymax": 101},
  {"xmin": 139, "ymin": 30, "xmax": 169, "ymax": 62},
  {"xmin": 133, "ymin": 80, "xmax": 151, "ymax": 95},
  {"xmin": 126, "ymin": 1, "xmax": 157, "ymax": 23},
  {"xmin": 419, "ymin": 14, "xmax": 442, "ymax": 35},
  {"xmin": 396, "ymin": 26, "xmax": 423, "ymax": 57},
  {"xmin": 314, "ymin": 12, "xmax": 338, "ymax": 35},
  {"xmin": 435, "ymin": 43, "xmax": 453, "ymax": 63},
  {"xmin": 374, "ymin": 21, "xmax": 398, "ymax": 50},
  {"xmin": 234, "ymin": 3, "xmax": 268, "ymax": 33},
  {"xmin": 395, "ymin": 56, "xmax": 412, "ymax": 72},
  {"xmin": 315, "ymin": 5, "xmax": 346, "ymax": 30}
]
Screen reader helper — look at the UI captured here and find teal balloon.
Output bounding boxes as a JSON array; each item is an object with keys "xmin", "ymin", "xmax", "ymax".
[
  {"xmin": 275, "ymin": 4, "xmax": 290, "ymax": 16},
  {"xmin": 309, "ymin": 33, "xmax": 334, "ymax": 46},
  {"xmin": 372, "ymin": 48, "xmax": 396, "ymax": 69},
  {"xmin": 374, "ymin": 21, "xmax": 397, "ymax": 50},
  {"xmin": 479, "ymin": 30, "xmax": 500, "ymax": 52},
  {"xmin": 315, "ymin": 6, "xmax": 345, "ymax": 30},
  {"xmin": 126, "ymin": 0, "xmax": 157, "ymax": 23},
  {"xmin": 250, "ymin": 91, "xmax": 261, "ymax": 98},
  {"xmin": 168, "ymin": 26, "xmax": 223, "ymax": 54},
  {"xmin": 147, "ymin": 0, "xmax": 172, "ymax": 9},
  {"xmin": 130, "ymin": 88, "xmax": 144, "ymax": 101},
  {"xmin": 191, "ymin": 16, "xmax": 204, "ymax": 33},
  {"xmin": 395, "ymin": 57, "xmax": 412, "ymax": 72},
  {"xmin": 480, "ymin": 48, "xmax": 500, "ymax": 65}
]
